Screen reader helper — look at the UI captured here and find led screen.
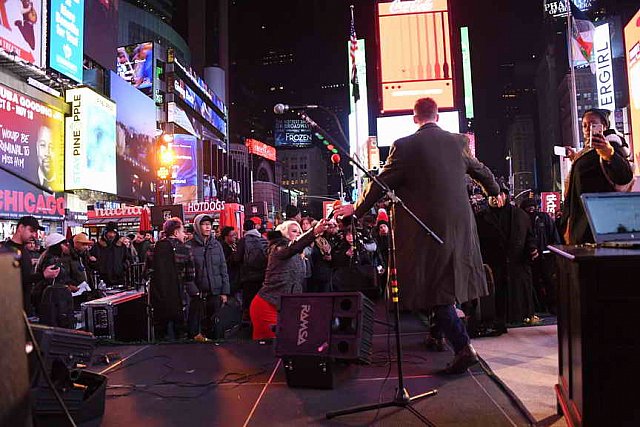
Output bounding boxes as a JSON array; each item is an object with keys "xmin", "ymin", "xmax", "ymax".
[{"xmin": 376, "ymin": 111, "xmax": 460, "ymax": 147}]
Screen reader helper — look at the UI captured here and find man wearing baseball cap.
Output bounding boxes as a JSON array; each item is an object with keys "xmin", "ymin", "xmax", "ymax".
[{"xmin": 1, "ymin": 216, "xmax": 60, "ymax": 315}]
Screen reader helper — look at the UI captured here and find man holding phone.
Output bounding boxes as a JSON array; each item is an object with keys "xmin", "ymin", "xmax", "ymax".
[
  {"xmin": 560, "ymin": 109, "xmax": 633, "ymax": 244},
  {"xmin": 1, "ymin": 216, "xmax": 60, "ymax": 315}
]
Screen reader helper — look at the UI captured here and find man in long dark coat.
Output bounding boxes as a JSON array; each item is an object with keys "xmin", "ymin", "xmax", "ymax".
[
  {"xmin": 335, "ymin": 97, "xmax": 499, "ymax": 374},
  {"xmin": 476, "ymin": 191, "xmax": 538, "ymax": 332}
]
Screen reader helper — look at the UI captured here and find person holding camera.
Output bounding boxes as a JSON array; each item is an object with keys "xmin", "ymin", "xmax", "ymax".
[{"xmin": 561, "ymin": 109, "xmax": 634, "ymax": 245}]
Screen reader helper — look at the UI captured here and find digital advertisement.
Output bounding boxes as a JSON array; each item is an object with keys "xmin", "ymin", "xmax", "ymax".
[
  {"xmin": 0, "ymin": 0, "xmax": 45, "ymax": 66},
  {"xmin": 110, "ymin": 71, "xmax": 156, "ymax": 202},
  {"xmin": 0, "ymin": 168, "xmax": 65, "ymax": 219},
  {"xmin": 173, "ymin": 76, "xmax": 227, "ymax": 138},
  {"xmin": 84, "ymin": 0, "xmax": 119, "ymax": 70},
  {"xmin": 65, "ymin": 87, "xmax": 117, "ymax": 194},
  {"xmin": 377, "ymin": 0, "xmax": 454, "ymax": 112},
  {"xmin": 171, "ymin": 134, "xmax": 199, "ymax": 204},
  {"xmin": 0, "ymin": 83, "xmax": 65, "ymax": 192},
  {"xmin": 116, "ymin": 41, "xmax": 154, "ymax": 97},
  {"xmin": 625, "ymin": 8, "xmax": 640, "ymax": 174},
  {"xmin": 274, "ymin": 118, "xmax": 313, "ymax": 148},
  {"xmin": 49, "ymin": 0, "xmax": 85, "ymax": 83}
]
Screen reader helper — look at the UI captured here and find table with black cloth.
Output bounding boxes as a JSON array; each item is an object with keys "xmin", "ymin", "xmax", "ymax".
[{"xmin": 549, "ymin": 244, "xmax": 640, "ymax": 427}]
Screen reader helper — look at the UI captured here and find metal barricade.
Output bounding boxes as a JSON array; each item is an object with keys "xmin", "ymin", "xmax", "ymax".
[{"xmin": 124, "ymin": 262, "xmax": 147, "ymax": 290}]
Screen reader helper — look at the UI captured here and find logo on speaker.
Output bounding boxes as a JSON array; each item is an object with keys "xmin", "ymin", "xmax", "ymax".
[{"xmin": 297, "ymin": 304, "xmax": 311, "ymax": 345}]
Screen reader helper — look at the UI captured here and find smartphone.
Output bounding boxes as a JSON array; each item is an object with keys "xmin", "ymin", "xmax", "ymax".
[{"xmin": 590, "ymin": 123, "xmax": 604, "ymax": 146}]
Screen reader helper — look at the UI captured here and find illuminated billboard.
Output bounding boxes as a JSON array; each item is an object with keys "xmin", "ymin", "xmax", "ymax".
[
  {"xmin": 461, "ymin": 27, "xmax": 474, "ymax": 119},
  {"xmin": 171, "ymin": 134, "xmax": 198, "ymax": 204},
  {"xmin": 0, "ymin": 0, "xmax": 45, "ymax": 67},
  {"xmin": 65, "ymin": 87, "xmax": 117, "ymax": 194},
  {"xmin": 110, "ymin": 71, "xmax": 156, "ymax": 202},
  {"xmin": 116, "ymin": 42, "xmax": 154, "ymax": 97},
  {"xmin": 376, "ymin": 111, "xmax": 460, "ymax": 147},
  {"xmin": 0, "ymin": 83, "xmax": 65, "ymax": 192},
  {"xmin": 594, "ymin": 23, "xmax": 615, "ymax": 112},
  {"xmin": 625, "ymin": 8, "xmax": 640, "ymax": 174},
  {"xmin": 246, "ymin": 138, "xmax": 276, "ymax": 161},
  {"xmin": 49, "ymin": 0, "xmax": 85, "ymax": 83},
  {"xmin": 274, "ymin": 118, "xmax": 313, "ymax": 148},
  {"xmin": 377, "ymin": 0, "xmax": 454, "ymax": 112}
]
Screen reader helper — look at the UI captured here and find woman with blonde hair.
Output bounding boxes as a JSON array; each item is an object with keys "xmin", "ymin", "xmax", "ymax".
[{"xmin": 250, "ymin": 219, "xmax": 328, "ymax": 340}]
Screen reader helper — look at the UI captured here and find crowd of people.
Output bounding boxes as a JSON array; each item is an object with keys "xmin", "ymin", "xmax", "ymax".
[{"xmin": 2, "ymin": 99, "xmax": 633, "ymax": 376}]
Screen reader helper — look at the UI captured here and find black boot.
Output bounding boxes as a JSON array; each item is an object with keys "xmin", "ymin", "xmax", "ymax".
[{"xmin": 441, "ymin": 344, "xmax": 479, "ymax": 374}]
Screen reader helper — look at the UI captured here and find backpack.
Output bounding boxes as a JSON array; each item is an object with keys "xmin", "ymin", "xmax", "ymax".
[{"xmin": 240, "ymin": 235, "xmax": 267, "ymax": 283}]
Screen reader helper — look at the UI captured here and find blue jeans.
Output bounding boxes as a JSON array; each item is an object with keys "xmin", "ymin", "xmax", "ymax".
[{"xmin": 433, "ymin": 304, "xmax": 470, "ymax": 354}]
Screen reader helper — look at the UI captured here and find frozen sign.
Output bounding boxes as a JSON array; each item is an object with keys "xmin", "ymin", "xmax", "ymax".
[
  {"xmin": 541, "ymin": 192, "xmax": 561, "ymax": 216},
  {"xmin": 275, "ymin": 119, "xmax": 313, "ymax": 148}
]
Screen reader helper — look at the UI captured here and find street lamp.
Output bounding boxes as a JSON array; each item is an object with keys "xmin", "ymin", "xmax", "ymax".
[{"xmin": 156, "ymin": 133, "xmax": 175, "ymax": 206}]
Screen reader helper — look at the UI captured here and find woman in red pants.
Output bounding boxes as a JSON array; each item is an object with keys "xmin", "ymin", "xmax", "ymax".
[{"xmin": 250, "ymin": 219, "xmax": 328, "ymax": 340}]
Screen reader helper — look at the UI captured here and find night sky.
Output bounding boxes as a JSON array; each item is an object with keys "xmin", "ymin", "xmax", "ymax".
[{"xmin": 229, "ymin": 0, "xmax": 637, "ymax": 177}]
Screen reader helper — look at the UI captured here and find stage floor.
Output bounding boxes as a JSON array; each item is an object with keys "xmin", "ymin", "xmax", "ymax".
[{"xmin": 88, "ymin": 312, "xmax": 533, "ymax": 426}]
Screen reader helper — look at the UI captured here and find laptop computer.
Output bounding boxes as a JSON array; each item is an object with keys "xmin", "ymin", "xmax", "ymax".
[{"xmin": 581, "ymin": 192, "xmax": 640, "ymax": 248}]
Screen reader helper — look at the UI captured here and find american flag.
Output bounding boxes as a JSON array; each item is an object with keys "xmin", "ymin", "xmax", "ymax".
[{"xmin": 350, "ymin": 7, "xmax": 360, "ymax": 102}]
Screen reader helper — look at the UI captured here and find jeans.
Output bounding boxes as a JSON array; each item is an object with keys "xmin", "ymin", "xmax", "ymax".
[
  {"xmin": 433, "ymin": 304, "xmax": 470, "ymax": 354},
  {"xmin": 187, "ymin": 294, "xmax": 221, "ymax": 338}
]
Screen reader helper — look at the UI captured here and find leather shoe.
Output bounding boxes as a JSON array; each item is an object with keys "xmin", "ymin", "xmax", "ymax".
[
  {"xmin": 424, "ymin": 336, "xmax": 447, "ymax": 352},
  {"xmin": 441, "ymin": 344, "xmax": 479, "ymax": 375}
]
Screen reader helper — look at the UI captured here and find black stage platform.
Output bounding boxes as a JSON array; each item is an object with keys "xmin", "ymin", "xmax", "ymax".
[{"xmin": 86, "ymin": 309, "xmax": 532, "ymax": 426}]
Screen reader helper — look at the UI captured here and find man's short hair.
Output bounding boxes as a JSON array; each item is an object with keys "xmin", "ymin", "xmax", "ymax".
[
  {"xmin": 414, "ymin": 97, "xmax": 438, "ymax": 122},
  {"xmin": 220, "ymin": 226, "xmax": 235, "ymax": 238},
  {"xmin": 163, "ymin": 217, "xmax": 183, "ymax": 237}
]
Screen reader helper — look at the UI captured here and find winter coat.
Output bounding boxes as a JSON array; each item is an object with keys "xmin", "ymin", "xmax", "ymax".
[
  {"xmin": 354, "ymin": 123, "xmax": 500, "ymax": 309},
  {"xmin": 476, "ymin": 204, "xmax": 537, "ymax": 323},
  {"xmin": 235, "ymin": 229, "xmax": 268, "ymax": 284},
  {"xmin": 134, "ymin": 239, "xmax": 152, "ymax": 264},
  {"xmin": 90, "ymin": 232, "xmax": 131, "ymax": 286},
  {"xmin": 63, "ymin": 247, "xmax": 89, "ymax": 287},
  {"xmin": 561, "ymin": 146, "xmax": 633, "ymax": 244},
  {"xmin": 145, "ymin": 237, "xmax": 196, "ymax": 320},
  {"xmin": 258, "ymin": 228, "xmax": 317, "ymax": 308},
  {"xmin": 188, "ymin": 214, "xmax": 230, "ymax": 296}
]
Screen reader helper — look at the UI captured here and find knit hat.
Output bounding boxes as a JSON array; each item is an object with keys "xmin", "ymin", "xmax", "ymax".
[
  {"xmin": 105, "ymin": 221, "xmax": 118, "ymax": 233},
  {"xmin": 285, "ymin": 205, "xmax": 300, "ymax": 220},
  {"xmin": 250, "ymin": 216, "xmax": 262, "ymax": 226},
  {"xmin": 376, "ymin": 209, "xmax": 389, "ymax": 225},
  {"xmin": 520, "ymin": 198, "xmax": 537, "ymax": 209},
  {"xmin": 45, "ymin": 233, "xmax": 67, "ymax": 248}
]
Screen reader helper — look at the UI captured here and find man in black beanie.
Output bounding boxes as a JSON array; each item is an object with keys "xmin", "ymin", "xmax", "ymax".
[{"xmin": 90, "ymin": 221, "xmax": 131, "ymax": 287}]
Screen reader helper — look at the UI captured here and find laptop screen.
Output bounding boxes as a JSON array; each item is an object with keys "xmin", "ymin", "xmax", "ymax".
[{"xmin": 581, "ymin": 193, "xmax": 640, "ymax": 243}]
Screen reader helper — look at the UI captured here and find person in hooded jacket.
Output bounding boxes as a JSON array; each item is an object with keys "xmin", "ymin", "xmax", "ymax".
[
  {"xmin": 90, "ymin": 221, "xmax": 131, "ymax": 287},
  {"xmin": 187, "ymin": 214, "xmax": 230, "ymax": 341},
  {"xmin": 36, "ymin": 233, "xmax": 75, "ymax": 328},
  {"xmin": 250, "ymin": 219, "xmax": 328, "ymax": 340}
]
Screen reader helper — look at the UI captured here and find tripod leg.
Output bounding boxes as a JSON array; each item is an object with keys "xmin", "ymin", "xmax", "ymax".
[
  {"xmin": 409, "ymin": 388, "xmax": 438, "ymax": 403},
  {"xmin": 405, "ymin": 405, "xmax": 436, "ymax": 427},
  {"xmin": 326, "ymin": 400, "xmax": 400, "ymax": 419}
]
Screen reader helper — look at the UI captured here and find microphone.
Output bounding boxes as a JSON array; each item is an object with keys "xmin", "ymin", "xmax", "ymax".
[{"xmin": 273, "ymin": 103, "xmax": 319, "ymax": 114}]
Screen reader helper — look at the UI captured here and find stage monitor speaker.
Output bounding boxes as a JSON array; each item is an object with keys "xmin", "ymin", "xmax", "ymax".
[
  {"xmin": 276, "ymin": 292, "xmax": 375, "ymax": 363},
  {"xmin": 28, "ymin": 325, "xmax": 107, "ymax": 426},
  {"xmin": 0, "ymin": 250, "xmax": 31, "ymax": 427}
]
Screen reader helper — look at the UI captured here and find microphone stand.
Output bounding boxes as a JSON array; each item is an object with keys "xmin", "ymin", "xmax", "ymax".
[{"xmin": 297, "ymin": 111, "xmax": 443, "ymax": 426}]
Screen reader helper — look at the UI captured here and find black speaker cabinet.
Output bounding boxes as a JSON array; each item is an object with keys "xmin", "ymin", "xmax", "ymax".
[
  {"xmin": 282, "ymin": 356, "xmax": 334, "ymax": 389},
  {"xmin": 276, "ymin": 292, "xmax": 374, "ymax": 363},
  {"xmin": 0, "ymin": 250, "xmax": 30, "ymax": 427}
]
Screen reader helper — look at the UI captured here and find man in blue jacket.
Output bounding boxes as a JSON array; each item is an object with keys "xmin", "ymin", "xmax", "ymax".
[{"xmin": 187, "ymin": 214, "xmax": 230, "ymax": 341}]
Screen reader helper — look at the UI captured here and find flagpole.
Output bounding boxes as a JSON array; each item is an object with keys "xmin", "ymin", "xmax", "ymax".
[
  {"xmin": 566, "ymin": 0, "xmax": 581, "ymax": 149},
  {"xmin": 351, "ymin": 4, "xmax": 362, "ymax": 198}
]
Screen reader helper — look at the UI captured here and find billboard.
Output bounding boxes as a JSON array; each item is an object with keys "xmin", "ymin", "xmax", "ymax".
[
  {"xmin": 0, "ymin": 168, "xmax": 65, "ymax": 220},
  {"xmin": 543, "ymin": 0, "xmax": 594, "ymax": 18},
  {"xmin": 172, "ymin": 76, "xmax": 227, "ymax": 137},
  {"xmin": 110, "ymin": 71, "xmax": 157, "ymax": 201},
  {"xmin": 84, "ymin": 0, "xmax": 118, "ymax": 70},
  {"xmin": 625, "ymin": 8, "xmax": 640, "ymax": 174},
  {"xmin": 274, "ymin": 118, "xmax": 313, "ymax": 148},
  {"xmin": 0, "ymin": 83, "xmax": 65, "ymax": 192},
  {"xmin": 116, "ymin": 41, "xmax": 153, "ymax": 97},
  {"xmin": 594, "ymin": 23, "xmax": 615, "ymax": 112},
  {"xmin": 49, "ymin": 0, "xmax": 84, "ymax": 83},
  {"xmin": 246, "ymin": 138, "xmax": 276, "ymax": 161},
  {"xmin": 0, "ymin": 0, "xmax": 45, "ymax": 66},
  {"xmin": 171, "ymin": 134, "xmax": 198, "ymax": 204},
  {"xmin": 65, "ymin": 87, "xmax": 117, "ymax": 194},
  {"xmin": 376, "ymin": 111, "xmax": 460, "ymax": 147},
  {"xmin": 461, "ymin": 27, "xmax": 474, "ymax": 119},
  {"xmin": 377, "ymin": 0, "xmax": 454, "ymax": 112}
]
